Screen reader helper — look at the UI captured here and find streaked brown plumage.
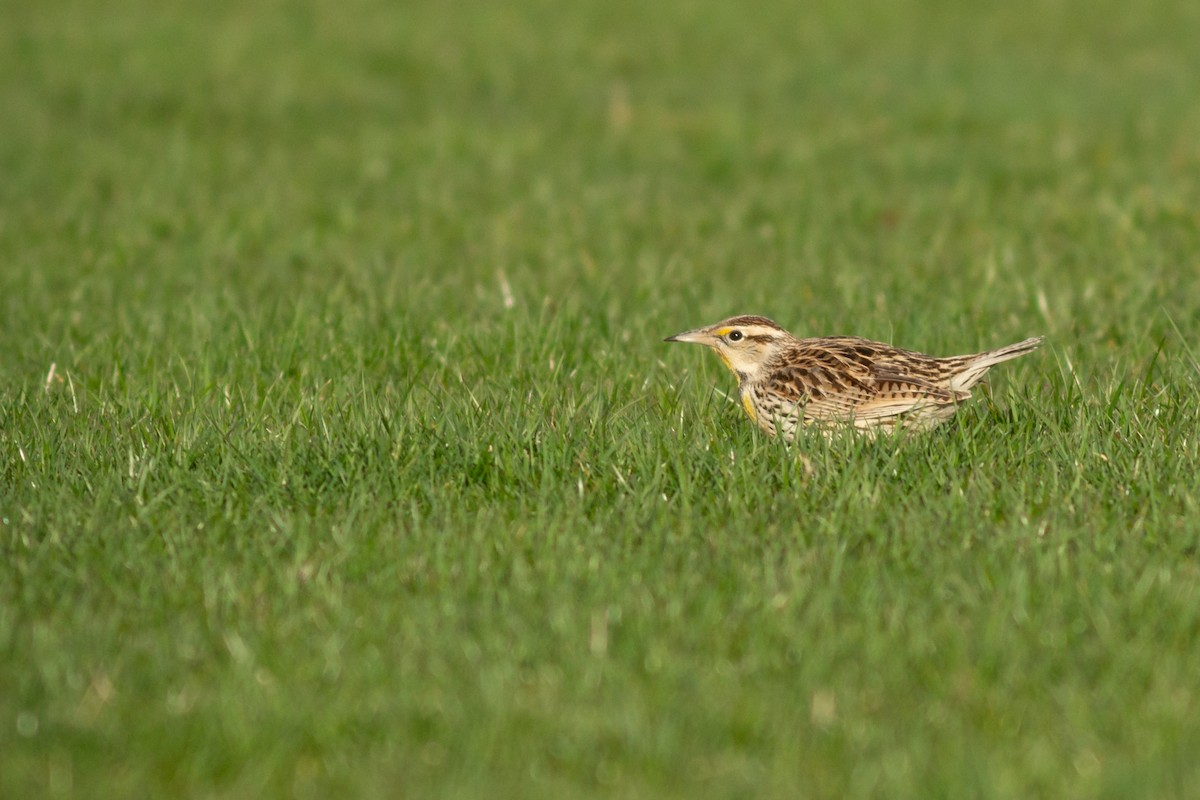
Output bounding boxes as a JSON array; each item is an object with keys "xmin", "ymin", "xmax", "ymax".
[{"xmin": 665, "ymin": 315, "xmax": 1042, "ymax": 439}]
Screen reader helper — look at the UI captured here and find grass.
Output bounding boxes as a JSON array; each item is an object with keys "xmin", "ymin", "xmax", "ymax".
[{"xmin": 3, "ymin": 0, "xmax": 1200, "ymax": 796}]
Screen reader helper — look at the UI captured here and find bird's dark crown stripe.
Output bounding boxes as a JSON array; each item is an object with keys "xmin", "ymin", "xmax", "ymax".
[{"xmin": 723, "ymin": 315, "xmax": 782, "ymax": 329}]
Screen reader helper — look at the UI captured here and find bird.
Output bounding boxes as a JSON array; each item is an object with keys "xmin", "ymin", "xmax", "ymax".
[{"xmin": 664, "ymin": 315, "xmax": 1042, "ymax": 440}]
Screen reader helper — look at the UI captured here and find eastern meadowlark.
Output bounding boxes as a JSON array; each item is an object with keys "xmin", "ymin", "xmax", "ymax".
[{"xmin": 665, "ymin": 315, "xmax": 1043, "ymax": 439}]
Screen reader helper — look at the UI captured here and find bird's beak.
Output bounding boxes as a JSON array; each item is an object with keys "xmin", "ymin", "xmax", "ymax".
[{"xmin": 664, "ymin": 327, "xmax": 712, "ymax": 345}]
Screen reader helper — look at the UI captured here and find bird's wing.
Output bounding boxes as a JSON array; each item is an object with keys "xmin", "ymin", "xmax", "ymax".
[
  {"xmin": 842, "ymin": 373, "xmax": 961, "ymax": 423},
  {"xmin": 763, "ymin": 356, "xmax": 963, "ymax": 425}
]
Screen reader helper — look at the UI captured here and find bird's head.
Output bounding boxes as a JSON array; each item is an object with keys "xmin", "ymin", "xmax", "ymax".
[{"xmin": 664, "ymin": 315, "xmax": 794, "ymax": 382}]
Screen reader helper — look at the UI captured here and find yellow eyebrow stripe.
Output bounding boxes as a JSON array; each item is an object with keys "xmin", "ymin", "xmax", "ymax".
[{"xmin": 715, "ymin": 327, "xmax": 733, "ymax": 337}]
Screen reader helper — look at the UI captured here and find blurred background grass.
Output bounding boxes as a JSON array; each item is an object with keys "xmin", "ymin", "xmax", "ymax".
[{"xmin": 4, "ymin": 0, "xmax": 1199, "ymax": 340}]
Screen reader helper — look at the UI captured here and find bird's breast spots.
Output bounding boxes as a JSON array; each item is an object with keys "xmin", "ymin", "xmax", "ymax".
[{"xmin": 740, "ymin": 390, "xmax": 758, "ymax": 422}]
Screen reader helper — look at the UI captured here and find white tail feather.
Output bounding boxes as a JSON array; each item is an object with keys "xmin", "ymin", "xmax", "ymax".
[{"xmin": 947, "ymin": 336, "xmax": 1044, "ymax": 392}]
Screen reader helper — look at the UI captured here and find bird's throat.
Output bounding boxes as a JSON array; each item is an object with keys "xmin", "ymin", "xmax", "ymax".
[
  {"xmin": 739, "ymin": 387, "xmax": 758, "ymax": 422},
  {"xmin": 716, "ymin": 350, "xmax": 758, "ymax": 422}
]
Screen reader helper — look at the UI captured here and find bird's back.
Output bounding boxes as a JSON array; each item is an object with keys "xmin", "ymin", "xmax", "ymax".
[{"xmin": 751, "ymin": 335, "xmax": 1043, "ymax": 434}]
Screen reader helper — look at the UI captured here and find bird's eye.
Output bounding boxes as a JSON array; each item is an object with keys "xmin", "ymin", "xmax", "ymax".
[{"xmin": 727, "ymin": 330, "xmax": 744, "ymax": 342}]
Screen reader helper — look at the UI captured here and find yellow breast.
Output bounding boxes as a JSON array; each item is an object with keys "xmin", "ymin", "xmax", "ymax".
[{"xmin": 740, "ymin": 388, "xmax": 758, "ymax": 422}]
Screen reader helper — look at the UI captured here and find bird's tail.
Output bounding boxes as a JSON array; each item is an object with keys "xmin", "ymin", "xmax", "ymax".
[{"xmin": 947, "ymin": 336, "xmax": 1044, "ymax": 392}]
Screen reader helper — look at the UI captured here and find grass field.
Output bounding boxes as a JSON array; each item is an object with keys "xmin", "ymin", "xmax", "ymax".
[{"xmin": 3, "ymin": 0, "xmax": 1200, "ymax": 796}]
